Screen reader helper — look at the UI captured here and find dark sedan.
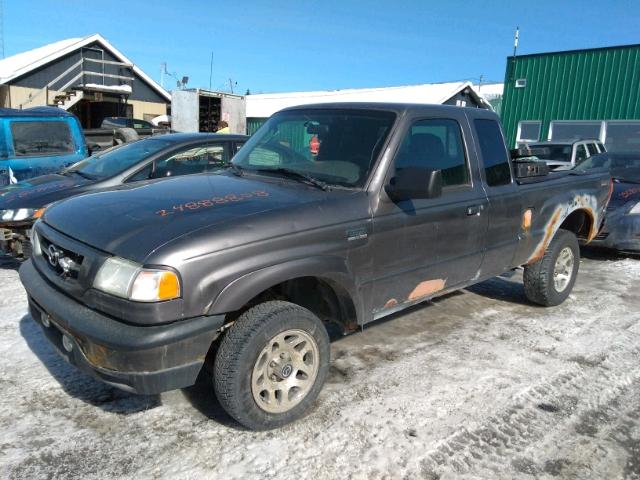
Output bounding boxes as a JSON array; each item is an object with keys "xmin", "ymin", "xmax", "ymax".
[
  {"xmin": 575, "ymin": 153, "xmax": 640, "ymax": 253},
  {"xmin": 0, "ymin": 133, "xmax": 248, "ymax": 257}
]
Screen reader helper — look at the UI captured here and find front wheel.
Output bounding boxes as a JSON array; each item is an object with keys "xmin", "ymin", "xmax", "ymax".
[
  {"xmin": 523, "ymin": 229, "xmax": 580, "ymax": 306},
  {"xmin": 214, "ymin": 301, "xmax": 330, "ymax": 430}
]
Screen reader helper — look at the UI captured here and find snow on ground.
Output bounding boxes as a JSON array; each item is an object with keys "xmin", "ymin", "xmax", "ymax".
[{"xmin": 1, "ymin": 252, "xmax": 639, "ymax": 479}]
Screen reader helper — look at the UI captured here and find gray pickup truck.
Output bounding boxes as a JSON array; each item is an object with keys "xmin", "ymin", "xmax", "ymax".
[
  {"xmin": 19, "ymin": 104, "xmax": 611, "ymax": 430},
  {"xmin": 84, "ymin": 117, "xmax": 169, "ymax": 151}
]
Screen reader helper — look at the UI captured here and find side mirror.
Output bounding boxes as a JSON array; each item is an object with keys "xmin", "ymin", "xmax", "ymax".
[{"xmin": 385, "ymin": 167, "xmax": 442, "ymax": 201}]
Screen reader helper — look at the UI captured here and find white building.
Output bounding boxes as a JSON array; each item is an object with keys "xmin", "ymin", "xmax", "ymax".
[{"xmin": 246, "ymin": 81, "xmax": 498, "ymax": 133}]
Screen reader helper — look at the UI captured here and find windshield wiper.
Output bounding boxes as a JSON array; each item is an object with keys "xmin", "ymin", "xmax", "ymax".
[
  {"xmin": 254, "ymin": 167, "xmax": 329, "ymax": 191},
  {"xmin": 225, "ymin": 162, "xmax": 244, "ymax": 177}
]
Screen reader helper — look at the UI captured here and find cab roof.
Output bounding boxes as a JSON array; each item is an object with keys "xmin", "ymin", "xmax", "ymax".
[{"xmin": 0, "ymin": 106, "xmax": 76, "ymax": 118}]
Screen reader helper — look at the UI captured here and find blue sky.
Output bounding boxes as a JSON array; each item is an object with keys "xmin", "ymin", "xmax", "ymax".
[{"xmin": 4, "ymin": 0, "xmax": 639, "ymax": 94}]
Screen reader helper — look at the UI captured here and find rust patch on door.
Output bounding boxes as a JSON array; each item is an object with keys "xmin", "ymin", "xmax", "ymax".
[
  {"xmin": 383, "ymin": 298, "xmax": 398, "ymax": 309},
  {"xmin": 408, "ymin": 279, "xmax": 446, "ymax": 301}
]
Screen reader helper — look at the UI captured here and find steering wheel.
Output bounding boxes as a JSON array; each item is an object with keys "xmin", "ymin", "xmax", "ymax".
[{"xmin": 263, "ymin": 140, "xmax": 309, "ymax": 165}]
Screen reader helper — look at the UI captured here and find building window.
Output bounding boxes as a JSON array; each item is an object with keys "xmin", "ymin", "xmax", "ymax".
[
  {"xmin": 549, "ymin": 121, "xmax": 603, "ymax": 142},
  {"xmin": 516, "ymin": 121, "xmax": 541, "ymax": 143},
  {"xmin": 604, "ymin": 121, "xmax": 640, "ymax": 153},
  {"xmin": 515, "ymin": 79, "xmax": 527, "ymax": 88}
]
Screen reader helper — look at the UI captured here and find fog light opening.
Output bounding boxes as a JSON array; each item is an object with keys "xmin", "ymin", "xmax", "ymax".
[{"xmin": 62, "ymin": 335, "xmax": 74, "ymax": 352}]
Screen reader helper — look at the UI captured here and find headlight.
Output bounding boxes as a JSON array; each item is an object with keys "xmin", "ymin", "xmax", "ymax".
[
  {"xmin": 32, "ymin": 225, "xmax": 42, "ymax": 256},
  {"xmin": 629, "ymin": 202, "xmax": 640, "ymax": 215},
  {"xmin": 0, "ymin": 207, "xmax": 46, "ymax": 222},
  {"xmin": 93, "ymin": 257, "xmax": 181, "ymax": 302}
]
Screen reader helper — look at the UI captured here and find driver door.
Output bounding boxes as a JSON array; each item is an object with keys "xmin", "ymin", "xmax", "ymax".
[{"xmin": 370, "ymin": 114, "xmax": 488, "ymax": 316}]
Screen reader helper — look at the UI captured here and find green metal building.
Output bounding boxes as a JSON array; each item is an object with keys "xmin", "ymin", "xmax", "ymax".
[{"xmin": 500, "ymin": 43, "xmax": 640, "ymax": 151}]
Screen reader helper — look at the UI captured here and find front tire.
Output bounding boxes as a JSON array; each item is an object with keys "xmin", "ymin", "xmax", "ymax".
[
  {"xmin": 524, "ymin": 229, "xmax": 580, "ymax": 306},
  {"xmin": 214, "ymin": 301, "xmax": 330, "ymax": 430}
]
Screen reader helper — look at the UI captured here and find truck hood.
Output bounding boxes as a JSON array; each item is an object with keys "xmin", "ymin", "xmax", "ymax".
[
  {"xmin": 0, "ymin": 173, "xmax": 92, "ymax": 209},
  {"xmin": 42, "ymin": 173, "xmax": 338, "ymax": 262}
]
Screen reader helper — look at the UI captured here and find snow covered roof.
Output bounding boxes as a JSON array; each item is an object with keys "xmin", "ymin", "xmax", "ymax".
[
  {"xmin": 0, "ymin": 34, "xmax": 170, "ymax": 101},
  {"xmin": 82, "ymin": 83, "xmax": 133, "ymax": 94},
  {"xmin": 246, "ymin": 81, "xmax": 490, "ymax": 118},
  {"xmin": 474, "ymin": 83, "xmax": 504, "ymax": 100}
]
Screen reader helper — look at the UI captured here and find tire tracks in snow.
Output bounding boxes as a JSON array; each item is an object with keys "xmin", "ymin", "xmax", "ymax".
[{"xmin": 418, "ymin": 337, "xmax": 640, "ymax": 478}]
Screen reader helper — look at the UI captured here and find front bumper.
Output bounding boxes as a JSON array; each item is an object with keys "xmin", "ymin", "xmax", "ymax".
[{"xmin": 20, "ymin": 259, "xmax": 225, "ymax": 394}]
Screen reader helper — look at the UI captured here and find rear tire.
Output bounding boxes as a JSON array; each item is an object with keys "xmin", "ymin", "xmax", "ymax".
[
  {"xmin": 214, "ymin": 301, "xmax": 330, "ymax": 430},
  {"xmin": 524, "ymin": 229, "xmax": 580, "ymax": 306}
]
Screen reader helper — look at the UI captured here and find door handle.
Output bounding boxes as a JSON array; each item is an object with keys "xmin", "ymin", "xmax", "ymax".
[{"xmin": 466, "ymin": 205, "xmax": 481, "ymax": 216}]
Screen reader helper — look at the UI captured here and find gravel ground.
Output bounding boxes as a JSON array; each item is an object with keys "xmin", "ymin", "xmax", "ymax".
[{"xmin": 1, "ymin": 251, "xmax": 639, "ymax": 480}]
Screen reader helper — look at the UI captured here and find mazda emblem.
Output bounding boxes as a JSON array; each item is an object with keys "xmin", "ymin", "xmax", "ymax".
[{"xmin": 47, "ymin": 244, "xmax": 61, "ymax": 267}]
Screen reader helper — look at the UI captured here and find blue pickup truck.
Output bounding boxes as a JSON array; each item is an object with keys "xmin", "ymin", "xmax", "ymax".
[{"xmin": 0, "ymin": 107, "xmax": 87, "ymax": 185}]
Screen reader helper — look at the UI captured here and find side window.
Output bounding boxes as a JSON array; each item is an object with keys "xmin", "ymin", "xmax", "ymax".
[
  {"xmin": 474, "ymin": 119, "xmax": 512, "ymax": 187},
  {"xmin": 126, "ymin": 164, "xmax": 153, "ymax": 182},
  {"xmin": 153, "ymin": 144, "xmax": 228, "ymax": 178},
  {"xmin": 133, "ymin": 120, "xmax": 153, "ymax": 129},
  {"xmin": 586, "ymin": 143, "xmax": 598, "ymax": 156},
  {"xmin": 10, "ymin": 121, "xmax": 75, "ymax": 157},
  {"xmin": 395, "ymin": 118, "xmax": 470, "ymax": 188},
  {"xmin": 597, "ymin": 142, "xmax": 606, "ymax": 153},
  {"xmin": 575, "ymin": 144, "xmax": 588, "ymax": 163}
]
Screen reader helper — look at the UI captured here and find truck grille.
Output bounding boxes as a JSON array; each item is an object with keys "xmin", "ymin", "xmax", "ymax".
[{"xmin": 38, "ymin": 233, "xmax": 84, "ymax": 279}]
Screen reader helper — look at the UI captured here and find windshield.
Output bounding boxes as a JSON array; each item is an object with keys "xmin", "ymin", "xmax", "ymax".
[
  {"xmin": 573, "ymin": 153, "xmax": 640, "ymax": 181},
  {"xmin": 233, "ymin": 109, "xmax": 396, "ymax": 188},
  {"xmin": 65, "ymin": 137, "xmax": 173, "ymax": 179},
  {"xmin": 529, "ymin": 144, "xmax": 572, "ymax": 162}
]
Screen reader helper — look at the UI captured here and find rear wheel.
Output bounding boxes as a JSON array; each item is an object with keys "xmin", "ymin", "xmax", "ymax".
[
  {"xmin": 524, "ymin": 229, "xmax": 580, "ymax": 306},
  {"xmin": 214, "ymin": 301, "xmax": 330, "ymax": 430}
]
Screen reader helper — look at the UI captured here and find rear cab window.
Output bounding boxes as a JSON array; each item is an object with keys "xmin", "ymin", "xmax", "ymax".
[
  {"xmin": 473, "ymin": 119, "xmax": 512, "ymax": 186},
  {"xmin": 10, "ymin": 121, "xmax": 75, "ymax": 157}
]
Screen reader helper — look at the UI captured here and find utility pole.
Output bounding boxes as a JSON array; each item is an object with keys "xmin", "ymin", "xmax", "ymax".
[
  {"xmin": 209, "ymin": 52, "xmax": 214, "ymax": 90},
  {"xmin": 228, "ymin": 78, "xmax": 234, "ymax": 94},
  {"xmin": 160, "ymin": 62, "xmax": 166, "ymax": 89},
  {"xmin": 0, "ymin": 0, "xmax": 5, "ymax": 59}
]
